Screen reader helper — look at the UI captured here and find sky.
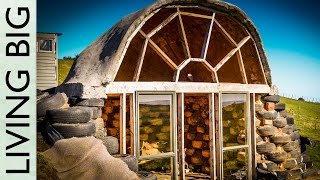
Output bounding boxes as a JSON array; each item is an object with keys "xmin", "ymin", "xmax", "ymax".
[{"xmin": 37, "ymin": 0, "xmax": 320, "ymax": 99}]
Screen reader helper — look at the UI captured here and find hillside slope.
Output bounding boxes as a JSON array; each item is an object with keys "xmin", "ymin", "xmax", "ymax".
[
  {"xmin": 281, "ymin": 97, "xmax": 320, "ymax": 169},
  {"xmin": 58, "ymin": 59, "xmax": 74, "ymax": 85}
]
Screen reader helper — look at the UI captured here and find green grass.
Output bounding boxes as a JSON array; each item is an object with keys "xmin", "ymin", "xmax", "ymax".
[
  {"xmin": 280, "ymin": 97, "xmax": 320, "ymax": 169},
  {"xmin": 58, "ymin": 59, "xmax": 74, "ymax": 85}
]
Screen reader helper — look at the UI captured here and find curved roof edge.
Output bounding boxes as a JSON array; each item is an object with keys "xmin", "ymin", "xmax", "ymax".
[{"xmin": 60, "ymin": 0, "xmax": 272, "ymax": 98}]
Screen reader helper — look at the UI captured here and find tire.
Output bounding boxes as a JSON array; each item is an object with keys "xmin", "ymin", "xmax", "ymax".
[
  {"xmin": 304, "ymin": 161, "xmax": 313, "ymax": 169},
  {"xmin": 288, "ymin": 150, "xmax": 301, "ymax": 159},
  {"xmin": 263, "ymin": 95, "xmax": 280, "ymax": 103},
  {"xmin": 90, "ymin": 118, "xmax": 105, "ymax": 130},
  {"xmin": 267, "ymin": 151, "xmax": 288, "ymax": 163},
  {"xmin": 73, "ymin": 106, "xmax": 102, "ymax": 119},
  {"xmin": 37, "ymin": 93, "xmax": 65, "ymax": 117},
  {"xmin": 289, "ymin": 168, "xmax": 303, "ymax": 179},
  {"xmin": 256, "ymin": 142, "xmax": 276, "ymax": 154},
  {"xmin": 270, "ymin": 134, "xmax": 291, "ymax": 144},
  {"xmin": 282, "ymin": 125, "xmax": 294, "ymax": 134},
  {"xmin": 113, "ymin": 154, "xmax": 138, "ymax": 172},
  {"xmin": 258, "ymin": 125, "xmax": 277, "ymax": 136},
  {"xmin": 275, "ymin": 103, "xmax": 285, "ymax": 111},
  {"xmin": 302, "ymin": 153, "xmax": 311, "ymax": 162},
  {"xmin": 282, "ymin": 141, "xmax": 299, "ymax": 152},
  {"xmin": 76, "ymin": 98, "xmax": 104, "ymax": 107},
  {"xmin": 282, "ymin": 158, "xmax": 297, "ymax": 170},
  {"xmin": 52, "ymin": 122, "xmax": 96, "ymax": 138},
  {"xmin": 47, "ymin": 107, "xmax": 92, "ymax": 123},
  {"xmin": 101, "ymin": 136, "xmax": 119, "ymax": 155},
  {"xmin": 37, "ymin": 92, "xmax": 49, "ymax": 101},
  {"xmin": 257, "ymin": 161, "xmax": 277, "ymax": 171},
  {"xmin": 290, "ymin": 131, "xmax": 300, "ymax": 141},
  {"xmin": 137, "ymin": 171, "xmax": 157, "ymax": 180},
  {"xmin": 42, "ymin": 122, "xmax": 64, "ymax": 146},
  {"xmin": 273, "ymin": 117, "xmax": 287, "ymax": 128},
  {"xmin": 274, "ymin": 170, "xmax": 289, "ymax": 180},
  {"xmin": 286, "ymin": 116, "xmax": 294, "ymax": 125},
  {"xmin": 263, "ymin": 111, "xmax": 278, "ymax": 120},
  {"xmin": 279, "ymin": 110, "xmax": 288, "ymax": 118}
]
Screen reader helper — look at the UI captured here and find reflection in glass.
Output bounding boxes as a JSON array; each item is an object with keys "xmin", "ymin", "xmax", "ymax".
[
  {"xmin": 222, "ymin": 94, "xmax": 247, "ymax": 147},
  {"xmin": 139, "ymin": 157, "xmax": 172, "ymax": 173},
  {"xmin": 139, "ymin": 95, "xmax": 172, "ymax": 156},
  {"xmin": 223, "ymin": 148, "xmax": 248, "ymax": 179},
  {"xmin": 39, "ymin": 39, "xmax": 53, "ymax": 51}
]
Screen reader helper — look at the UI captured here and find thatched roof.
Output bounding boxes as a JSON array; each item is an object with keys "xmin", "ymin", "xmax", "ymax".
[{"xmin": 59, "ymin": 0, "xmax": 271, "ymax": 98}]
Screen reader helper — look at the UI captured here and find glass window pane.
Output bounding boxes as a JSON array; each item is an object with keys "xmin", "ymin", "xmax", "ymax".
[
  {"xmin": 139, "ymin": 94, "xmax": 172, "ymax": 156},
  {"xmin": 39, "ymin": 39, "xmax": 52, "ymax": 51},
  {"xmin": 222, "ymin": 94, "xmax": 247, "ymax": 147},
  {"xmin": 223, "ymin": 148, "xmax": 248, "ymax": 179}
]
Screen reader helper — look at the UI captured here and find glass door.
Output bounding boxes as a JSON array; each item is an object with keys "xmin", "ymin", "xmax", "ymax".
[
  {"xmin": 220, "ymin": 93, "xmax": 252, "ymax": 180},
  {"xmin": 135, "ymin": 91, "xmax": 177, "ymax": 178}
]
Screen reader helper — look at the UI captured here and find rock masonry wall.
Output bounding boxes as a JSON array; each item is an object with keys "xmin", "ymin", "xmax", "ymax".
[{"xmin": 255, "ymin": 94, "xmax": 315, "ymax": 179}]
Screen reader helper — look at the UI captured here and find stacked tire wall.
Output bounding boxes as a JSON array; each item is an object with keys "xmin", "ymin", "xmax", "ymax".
[{"xmin": 255, "ymin": 94, "xmax": 314, "ymax": 179}]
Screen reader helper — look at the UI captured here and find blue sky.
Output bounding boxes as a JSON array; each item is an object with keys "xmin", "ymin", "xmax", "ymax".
[{"xmin": 37, "ymin": 0, "xmax": 320, "ymax": 99}]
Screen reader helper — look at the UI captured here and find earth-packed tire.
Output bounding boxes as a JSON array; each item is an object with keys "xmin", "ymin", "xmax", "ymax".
[
  {"xmin": 37, "ymin": 93, "xmax": 65, "ymax": 117},
  {"xmin": 270, "ymin": 133, "xmax": 291, "ymax": 144},
  {"xmin": 113, "ymin": 154, "xmax": 138, "ymax": 172},
  {"xmin": 286, "ymin": 116, "xmax": 294, "ymax": 125},
  {"xmin": 256, "ymin": 134, "xmax": 263, "ymax": 143},
  {"xmin": 289, "ymin": 168, "xmax": 303, "ymax": 179},
  {"xmin": 300, "ymin": 163, "xmax": 306, "ymax": 171},
  {"xmin": 256, "ymin": 142, "xmax": 276, "ymax": 154},
  {"xmin": 47, "ymin": 107, "xmax": 92, "ymax": 123},
  {"xmin": 101, "ymin": 136, "xmax": 119, "ymax": 155},
  {"xmin": 262, "ymin": 111, "xmax": 278, "ymax": 120},
  {"xmin": 258, "ymin": 125, "xmax": 277, "ymax": 136},
  {"xmin": 90, "ymin": 118, "xmax": 104, "ymax": 130},
  {"xmin": 304, "ymin": 161, "xmax": 313, "ymax": 169},
  {"xmin": 267, "ymin": 151, "xmax": 288, "ymax": 163},
  {"xmin": 263, "ymin": 95, "xmax": 280, "ymax": 103},
  {"xmin": 275, "ymin": 170, "xmax": 289, "ymax": 180},
  {"xmin": 288, "ymin": 149, "xmax": 301, "ymax": 159},
  {"xmin": 302, "ymin": 153, "xmax": 311, "ymax": 162},
  {"xmin": 72, "ymin": 106, "xmax": 102, "ymax": 119},
  {"xmin": 282, "ymin": 125, "xmax": 294, "ymax": 134},
  {"xmin": 37, "ymin": 92, "xmax": 49, "ymax": 101},
  {"xmin": 282, "ymin": 158, "xmax": 297, "ymax": 170},
  {"xmin": 279, "ymin": 110, "xmax": 288, "ymax": 118},
  {"xmin": 290, "ymin": 131, "xmax": 300, "ymax": 141},
  {"xmin": 275, "ymin": 103, "xmax": 285, "ymax": 111},
  {"xmin": 52, "ymin": 122, "xmax": 96, "ymax": 138},
  {"xmin": 257, "ymin": 161, "xmax": 277, "ymax": 171},
  {"xmin": 76, "ymin": 98, "xmax": 104, "ymax": 107},
  {"xmin": 282, "ymin": 141, "xmax": 299, "ymax": 152},
  {"xmin": 273, "ymin": 117, "xmax": 287, "ymax": 128},
  {"xmin": 137, "ymin": 171, "xmax": 157, "ymax": 180}
]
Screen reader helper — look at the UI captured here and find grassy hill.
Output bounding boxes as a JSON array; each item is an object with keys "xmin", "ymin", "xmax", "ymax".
[
  {"xmin": 280, "ymin": 97, "xmax": 320, "ymax": 169},
  {"xmin": 58, "ymin": 59, "xmax": 74, "ymax": 85}
]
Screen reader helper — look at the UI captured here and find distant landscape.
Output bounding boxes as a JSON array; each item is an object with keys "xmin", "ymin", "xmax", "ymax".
[
  {"xmin": 58, "ymin": 57, "xmax": 75, "ymax": 85},
  {"xmin": 281, "ymin": 97, "xmax": 320, "ymax": 169}
]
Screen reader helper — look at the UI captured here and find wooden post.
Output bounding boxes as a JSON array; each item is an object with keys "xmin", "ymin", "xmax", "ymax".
[
  {"xmin": 250, "ymin": 93, "xmax": 255, "ymax": 179},
  {"xmin": 177, "ymin": 8, "xmax": 191, "ymax": 59},
  {"xmin": 177, "ymin": 93, "xmax": 185, "ymax": 179},
  {"xmin": 208, "ymin": 93, "xmax": 216, "ymax": 179},
  {"xmin": 133, "ymin": 39, "xmax": 148, "ymax": 81},
  {"xmin": 215, "ymin": 93, "xmax": 222, "ymax": 179},
  {"xmin": 130, "ymin": 94, "xmax": 136, "ymax": 156},
  {"xmin": 120, "ymin": 93, "xmax": 126, "ymax": 154}
]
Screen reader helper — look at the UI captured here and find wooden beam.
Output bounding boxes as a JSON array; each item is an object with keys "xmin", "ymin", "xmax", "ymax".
[
  {"xmin": 251, "ymin": 37, "xmax": 268, "ymax": 84},
  {"xmin": 250, "ymin": 93, "xmax": 256, "ymax": 180},
  {"xmin": 213, "ymin": 36, "xmax": 250, "ymax": 72},
  {"xmin": 148, "ymin": 12, "xmax": 179, "ymax": 38},
  {"xmin": 105, "ymin": 82, "xmax": 270, "ymax": 94},
  {"xmin": 179, "ymin": 11, "xmax": 212, "ymax": 19},
  {"xmin": 215, "ymin": 93, "xmax": 222, "ymax": 179},
  {"xmin": 115, "ymin": 9, "xmax": 160, "ymax": 80},
  {"xmin": 177, "ymin": 93, "xmax": 185, "ymax": 180},
  {"xmin": 119, "ymin": 93, "xmax": 126, "ymax": 154},
  {"xmin": 177, "ymin": 8, "xmax": 191, "ymax": 58},
  {"xmin": 139, "ymin": 30, "xmax": 178, "ymax": 70},
  {"xmin": 130, "ymin": 94, "xmax": 136, "ymax": 156},
  {"xmin": 236, "ymin": 50, "xmax": 248, "ymax": 84},
  {"xmin": 133, "ymin": 39, "xmax": 148, "ymax": 81},
  {"xmin": 208, "ymin": 93, "xmax": 216, "ymax": 179},
  {"xmin": 201, "ymin": 13, "xmax": 216, "ymax": 59},
  {"xmin": 214, "ymin": 71, "xmax": 219, "ymax": 84},
  {"xmin": 214, "ymin": 20, "xmax": 237, "ymax": 46}
]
